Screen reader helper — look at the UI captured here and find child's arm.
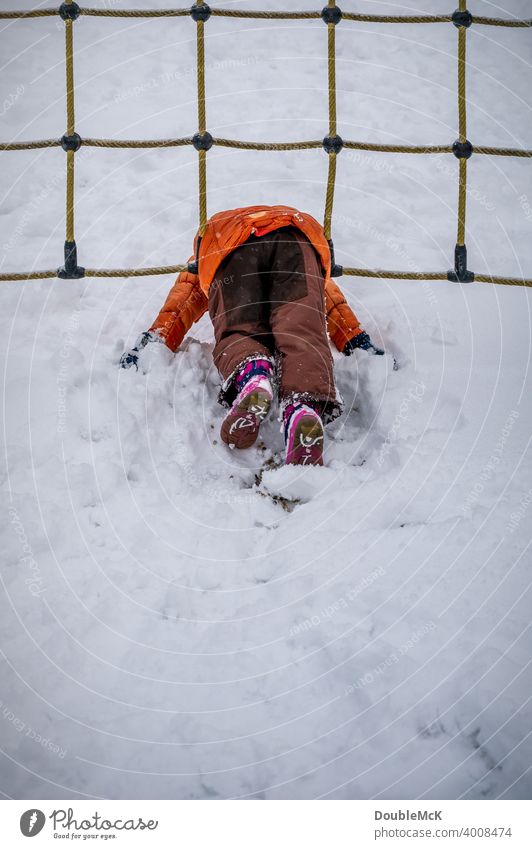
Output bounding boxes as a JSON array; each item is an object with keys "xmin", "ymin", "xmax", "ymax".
[
  {"xmin": 120, "ymin": 256, "xmax": 208, "ymax": 369},
  {"xmin": 148, "ymin": 261, "xmax": 208, "ymax": 352},
  {"xmin": 325, "ymin": 277, "xmax": 362, "ymax": 352},
  {"xmin": 325, "ymin": 278, "xmax": 384, "ymax": 356}
]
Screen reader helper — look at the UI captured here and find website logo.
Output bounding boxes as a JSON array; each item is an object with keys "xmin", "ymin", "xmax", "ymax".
[{"xmin": 20, "ymin": 809, "xmax": 46, "ymax": 837}]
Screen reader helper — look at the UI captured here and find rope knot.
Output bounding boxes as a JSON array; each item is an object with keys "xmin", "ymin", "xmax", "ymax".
[
  {"xmin": 321, "ymin": 6, "xmax": 342, "ymax": 25},
  {"xmin": 452, "ymin": 9, "xmax": 473, "ymax": 28},
  {"xmin": 452, "ymin": 139, "xmax": 473, "ymax": 159},
  {"xmin": 61, "ymin": 132, "xmax": 82, "ymax": 152},
  {"xmin": 59, "ymin": 2, "xmax": 80, "ymax": 21},
  {"xmin": 192, "ymin": 131, "xmax": 213, "ymax": 151},
  {"xmin": 323, "ymin": 134, "xmax": 343, "ymax": 154},
  {"xmin": 190, "ymin": 3, "xmax": 211, "ymax": 22}
]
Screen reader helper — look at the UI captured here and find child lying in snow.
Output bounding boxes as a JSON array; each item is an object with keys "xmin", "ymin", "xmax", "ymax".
[{"xmin": 120, "ymin": 204, "xmax": 383, "ymax": 466}]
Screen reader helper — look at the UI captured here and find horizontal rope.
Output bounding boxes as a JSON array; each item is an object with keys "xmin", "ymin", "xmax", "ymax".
[
  {"xmin": 343, "ymin": 268, "xmax": 532, "ymax": 286},
  {"xmin": 1, "ymin": 266, "xmax": 531, "ymax": 286},
  {"xmin": 87, "ymin": 265, "xmax": 187, "ymax": 277},
  {"xmin": 83, "ymin": 137, "xmax": 192, "ymax": 148},
  {"xmin": 0, "ymin": 270, "xmax": 58, "ymax": 281},
  {"xmin": 4, "ymin": 137, "xmax": 532, "ymax": 157},
  {"xmin": 342, "ymin": 268, "xmax": 447, "ymax": 280},
  {"xmin": 343, "ymin": 141, "xmax": 453, "ymax": 154},
  {"xmin": 213, "ymin": 137, "xmax": 322, "ymax": 151},
  {"xmin": 81, "ymin": 7, "xmax": 188, "ymax": 17},
  {"xmin": 473, "ymin": 16, "xmax": 532, "ymax": 28},
  {"xmin": 0, "ymin": 9, "xmax": 57, "ymax": 18},
  {"xmin": 473, "ymin": 146, "xmax": 532, "ymax": 157},
  {"xmin": 474, "ymin": 274, "xmax": 532, "ymax": 286},
  {"xmin": 1, "ymin": 8, "xmax": 531, "ymax": 26},
  {"xmin": 211, "ymin": 8, "xmax": 321, "ymax": 19},
  {"xmin": 342, "ymin": 13, "xmax": 452, "ymax": 24},
  {"xmin": 0, "ymin": 139, "xmax": 60, "ymax": 151}
]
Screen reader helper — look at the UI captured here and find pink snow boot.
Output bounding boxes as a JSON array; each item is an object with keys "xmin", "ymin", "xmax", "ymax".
[
  {"xmin": 284, "ymin": 402, "xmax": 324, "ymax": 466},
  {"xmin": 221, "ymin": 359, "xmax": 274, "ymax": 449}
]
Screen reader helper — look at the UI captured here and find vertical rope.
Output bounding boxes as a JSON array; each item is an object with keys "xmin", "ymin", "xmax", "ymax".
[
  {"xmin": 196, "ymin": 1, "xmax": 208, "ymax": 236},
  {"xmin": 456, "ymin": 0, "xmax": 467, "ymax": 246},
  {"xmin": 64, "ymin": 0, "xmax": 76, "ymax": 243},
  {"xmin": 324, "ymin": 0, "xmax": 338, "ymax": 241},
  {"xmin": 327, "ymin": 1, "xmax": 337, "ymax": 137}
]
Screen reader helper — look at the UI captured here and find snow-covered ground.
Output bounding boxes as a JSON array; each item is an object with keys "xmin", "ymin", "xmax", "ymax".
[{"xmin": 1, "ymin": 0, "xmax": 531, "ymax": 800}]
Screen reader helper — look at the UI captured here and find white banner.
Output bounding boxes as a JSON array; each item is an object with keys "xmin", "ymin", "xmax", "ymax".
[{"xmin": 0, "ymin": 800, "xmax": 530, "ymax": 848}]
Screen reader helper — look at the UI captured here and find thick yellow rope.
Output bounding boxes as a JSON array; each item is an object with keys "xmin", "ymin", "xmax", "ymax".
[
  {"xmin": 2, "ymin": 267, "xmax": 532, "ymax": 286},
  {"xmin": 473, "ymin": 16, "xmax": 532, "ymax": 28},
  {"xmin": 1, "ymin": 140, "xmax": 61, "ymax": 150},
  {"xmin": 87, "ymin": 265, "xmax": 188, "ymax": 277},
  {"xmin": 213, "ymin": 138, "xmax": 322, "ymax": 151},
  {"xmin": 5, "ymin": 138, "xmax": 532, "ymax": 156},
  {"xmin": 1, "ymin": 8, "xmax": 531, "ymax": 25},
  {"xmin": 196, "ymin": 3, "xmax": 208, "ymax": 236},
  {"xmin": 324, "ymin": 154, "xmax": 336, "ymax": 242},
  {"xmin": 323, "ymin": 0, "xmax": 338, "ymax": 240},
  {"xmin": 0, "ymin": 9, "xmax": 57, "ymax": 18},
  {"xmin": 83, "ymin": 137, "xmax": 191, "ymax": 148},
  {"xmin": 456, "ymin": 2, "xmax": 467, "ymax": 247},
  {"xmin": 64, "ymin": 4, "xmax": 76, "ymax": 243},
  {"xmin": 0, "ymin": 271, "xmax": 58, "ymax": 281}
]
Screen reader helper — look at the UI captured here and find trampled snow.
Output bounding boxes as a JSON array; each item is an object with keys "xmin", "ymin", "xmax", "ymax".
[{"xmin": 0, "ymin": 0, "xmax": 531, "ymax": 799}]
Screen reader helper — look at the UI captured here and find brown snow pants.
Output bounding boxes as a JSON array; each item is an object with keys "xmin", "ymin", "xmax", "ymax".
[{"xmin": 208, "ymin": 226, "xmax": 338, "ymax": 418}]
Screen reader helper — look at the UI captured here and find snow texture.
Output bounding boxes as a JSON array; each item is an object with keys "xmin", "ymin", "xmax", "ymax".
[{"xmin": 1, "ymin": 0, "xmax": 531, "ymax": 800}]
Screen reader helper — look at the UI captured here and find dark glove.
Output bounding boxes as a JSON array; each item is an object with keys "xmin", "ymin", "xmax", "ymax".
[
  {"xmin": 119, "ymin": 331, "xmax": 160, "ymax": 370},
  {"xmin": 343, "ymin": 331, "xmax": 385, "ymax": 357}
]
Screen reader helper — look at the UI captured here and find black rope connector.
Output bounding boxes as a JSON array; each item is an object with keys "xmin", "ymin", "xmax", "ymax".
[
  {"xmin": 452, "ymin": 8, "xmax": 473, "ymax": 28},
  {"xmin": 190, "ymin": 3, "xmax": 211, "ymax": 22},
  {"xmin": 321, "ymin": 5, "xmax": 342, "ymax": 25},
  {"xmin": 328, "ymin": 239, "xmax": 343, "ymax": 277},
  {"xmin": 192, "ymin": 131, "xmax": 213, "ymax": 151},
  {"xmin": 447, "ymin": 244, "xmax": 474, "ymax": 283},
  {"xmin": 58, "ymin": 240, "xmax": 85, "ymax": 280},
  {"xmin": 323, "ymin": 135, "xmax": 343, "ymax": 155},
  {"xmin": 187, "ymin": 235, "xmax": 202, "ymax": 275},
  {"xmin": 452, "ymin": 139, "xmax": 473, "ymax": 159},
  {"xmin": 59, "ymin": 2, "xmax": 81, "ymax": 21},
  {"xmin": 61, "ymin": 133, "xmax": 82, "ymax": 152}
]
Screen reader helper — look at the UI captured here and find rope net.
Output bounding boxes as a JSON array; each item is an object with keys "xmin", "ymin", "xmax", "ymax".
[{"xmin": 1, "ymin": 1, "xmax": 531, "ymax": 287}]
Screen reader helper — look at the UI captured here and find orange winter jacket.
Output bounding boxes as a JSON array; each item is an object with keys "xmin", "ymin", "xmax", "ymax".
[{"xmin": 150, "ymin": 204, "xmax": 361, "ymax": 353}]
